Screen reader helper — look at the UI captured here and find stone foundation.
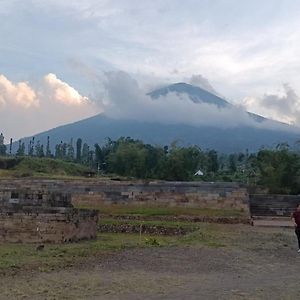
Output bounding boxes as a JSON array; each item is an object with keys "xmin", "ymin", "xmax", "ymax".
[
  {"xmin": 0, "ymin": 189, "xmax": 98, "ymax": 243},
  {"xmin": 0, "ymin": 179, "xmax": 250, "ymax": 213},
  {"xmin": 71, "ymin": 181, "xmax": 250, "ymax": 213},
  {"xmin": 249, "ymin": 194, "xmax": 300, "ymax": 217}
]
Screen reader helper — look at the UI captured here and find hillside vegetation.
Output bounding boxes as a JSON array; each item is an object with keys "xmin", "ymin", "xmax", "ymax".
[{"xmin": 0, "ymin": 156, "xmax": 90, "ymax": 178}]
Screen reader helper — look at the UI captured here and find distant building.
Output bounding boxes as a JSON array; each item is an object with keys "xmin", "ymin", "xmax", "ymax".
[{"xmin": 194, "ymin": 169, "xmax": 204, "ymax": 176}]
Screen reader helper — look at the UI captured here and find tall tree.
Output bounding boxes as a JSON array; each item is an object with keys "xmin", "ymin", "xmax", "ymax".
[
  {"xmin": 67, "ymin": 138, "xmax": 75, "ymax": 161},
  {"xmin": 9, "ymin": 138, "xmax": 12, "ymax": 155},
  {"xmin": 228, "ymin": 154, "xmax": 237, "ymax": 172},
  {"xmin": 207, "ymin": 150, "xmax": 219, "ymax": 173},
  {"xmin": 35, "ymin": 140, "xmax": 45, "ymax": 157},
  {"xmin": 46, "ymin": 136, "xmax": 51, "ymax": 157},
  {"xmin": 76, "ymin": 138, "xmax": 82, "ymax": 162},
  {"xmin": 28, "ymin": 137, "xmax": 35, "ymax": 156},
  {"xmin": 55, "ymin": 141, "xmax": 63, "ymax": 159},
  {"xmin": 82, "ymin": 143, "xmax": 90, "ymax": 165},
  {"xmin": 16, "ymin": 140, "xmax": 25, "ymax": 156},
  {"xmin": 0, "ymin": 133, "xmax": 7, "ymax": 156}
]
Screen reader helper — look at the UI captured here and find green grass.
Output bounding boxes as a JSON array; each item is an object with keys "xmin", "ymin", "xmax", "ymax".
[
  {"xmin": 178, "ymin": 223, "xmax": 230, "ymax": 247},
  {"xmin": 0, "ymin": 156, "xmax": 90, "ymax": 178},
  {"xmin": 98, "ymin": 218, "xmax": 201, "ymax": 229},
  {"xmin": 76, "ymin": 204, "xmax": 247, "ymax": 218},
  {"xmin": 0, "ymin": 233, "xmax": 174, "ymax": 273},
  {"xmin": 0, "ymin": 224, "xmax": 293, "ymax": 274},
  {"xmin": 0, "ymin": 226, "xmax": 229, "ymax": 273}
]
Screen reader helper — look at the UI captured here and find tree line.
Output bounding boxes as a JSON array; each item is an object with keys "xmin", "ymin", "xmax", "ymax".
[{"xmin": 1, "ymin": 133, "xmax": 300, "ymax": 194}]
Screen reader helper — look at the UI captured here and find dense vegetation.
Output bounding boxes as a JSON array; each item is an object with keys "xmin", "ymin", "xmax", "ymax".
[{"xmin": 1, "ymin": 132, "xmax": 300, "ymax": 194}]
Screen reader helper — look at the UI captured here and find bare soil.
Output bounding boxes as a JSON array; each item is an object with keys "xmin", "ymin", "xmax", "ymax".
[{"xmin": 1, "ymin": 225, "xmax": 300, "ymax": 300}]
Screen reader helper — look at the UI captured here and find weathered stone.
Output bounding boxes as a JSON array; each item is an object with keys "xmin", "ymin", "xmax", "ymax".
[
  {"xmin": 249, "ymin": 194, "xmax": 300, "ymax": 217},
  {"xmin": 0, "ymin": 189, "xmax": 98, "ymax": 243}
]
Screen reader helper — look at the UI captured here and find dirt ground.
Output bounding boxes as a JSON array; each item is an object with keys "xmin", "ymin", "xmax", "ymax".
[{"xmin": 1, "ymin": 225, "xmax": 300, "ymax": 300}]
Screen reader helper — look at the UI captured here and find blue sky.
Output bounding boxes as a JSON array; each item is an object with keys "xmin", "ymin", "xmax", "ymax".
[{"xmin": 1, "ymin": 0, "xmax": 300, "ymax": 139}]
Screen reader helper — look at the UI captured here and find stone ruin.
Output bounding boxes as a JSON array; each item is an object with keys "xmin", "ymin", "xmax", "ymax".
[{"xmin": 0, "ymin": 189, "xmax": 98, "ymax": 243}]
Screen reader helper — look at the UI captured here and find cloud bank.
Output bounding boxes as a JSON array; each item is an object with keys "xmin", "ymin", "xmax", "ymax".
[
  {"xmin": 0, "ymin": 74, "xmax": 100, "ymax": 140},
  {"xmin": 0, "ymin": 75, "xmax": 38, "ymax": 109},
  {"xmin": 243, "ymin": 84, "xmax": 300, "ymax": 125},
  {"xmin": 186, "ymin": 74, "xmax": 218, "ymax": 95},
  {"xmin": 100, "ymin": 71, "xmax": 257, "ymax": 128},
  {"xmin": 44, "ymin": 73, "xmax": 90, "ymax": 106},
  {"xmin": 2, "ymin": 68, "xmax": 300, "ymax": 142},
  {"xmin": 2, "ymin": 0, "xmax": 300, "ymax": 103}
]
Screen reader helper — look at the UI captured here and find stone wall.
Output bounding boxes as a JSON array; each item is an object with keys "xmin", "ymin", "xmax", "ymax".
[
  {"xmin": 0, "ymin": 179, "xmax": 250, "ymax": 213},
  {"xmin": 249, "ymin": 194, "xmax": 300, "ymax": 217},
  {"xmin": 72, "ymin": 182, "xmax": 249, "ymax": 212},
  {"xmin": 0, "ymin": 188, "xmax": 98, "ymax": 243}
]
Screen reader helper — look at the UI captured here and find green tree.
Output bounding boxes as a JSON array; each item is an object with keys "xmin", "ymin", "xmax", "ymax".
[
  {"xmin": 107, "ymin": 138, "xmax": 147, "ymax": 178},
  {"xmin": 35, "ymin": 140, "xmax": 45, "ymax": 157},
  {"xmin": 55, "ymin": 141, "xmax": 65, "ymax": 159},
  {"xmin": 9, "ymin": 138, "xmax": 12, "ymax": 155},
  {"xmin": 0, "ymin": 133, "xmax": 7, "ymax": 156},
  {"xmin": 257, "ymin": 147, "xmax": 300, "ymax": 194},
  {"xmin": 207, "ymin": 150, "xmax": 219, "ymax": 173},
  {"xmin": 16, "ymin": 140, "xmax": 25, "ymax": 156},
  {"xmin": 76, "ymin": 138, "xmax": 82, "ymax": 162},
  {"xmin": 28, "ymin": 137, "xmax": 35, "ymax": 156},
  {"xmin": 159, "ymin": 145, "xmax": 202, "ymax": 181},
  {"xmin": 46, "ymin": 136, "xmax": 51, "ymax": 157},
  {"xmin": 67, "ymin": 139, "xmax": 75, "ymax": 161},
  {"xmin": 228, "ymin": 154, "xmax": 237, "ymax": 172}
]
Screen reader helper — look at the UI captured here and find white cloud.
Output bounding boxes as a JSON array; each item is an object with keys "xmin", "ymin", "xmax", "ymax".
[
  {"xmin": 0, "ymin": 73, "xmax": 101, "ymax": 139},
  {"xmin": 99, "ymin": 71, "xmax": 300, "ymax": 133},
  {"xmin": 3, "ymin": 1, "xmax": 300, "ymax": 138},
  {"xmin": 0, "ymin": 75, "xmax": 38, "ymax": 108},
  {"xmin": 44, "ymin": 73, "xmax": 89, "ymax": 106},
  {"xmin": 101, "ymin": 71, "xmax": 256, "ymax": 128},
  {"xmin": 186, "ymin": 74, "xmax": 218, "ymax": 94},
  {"xmin": 3, "ymin": 0, "xmax": 300, "ymax": 101},
  {"xmin": 243, "ymin": 84, "xmax": 300, "ymax": 125}
]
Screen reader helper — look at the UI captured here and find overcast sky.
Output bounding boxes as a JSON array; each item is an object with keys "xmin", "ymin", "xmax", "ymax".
[{"xmin": 1, "ymin": 0, "xmax": 300, "ymax": 139}]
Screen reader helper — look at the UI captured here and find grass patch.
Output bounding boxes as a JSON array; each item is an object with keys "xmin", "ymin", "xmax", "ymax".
[
  {"xmin": 178, "ymin": 223, "xmax": 295, "ymax": 250},
  {"xmin": 98, "ymin": 218, "xmax": 201, "ymax": 229},
  {"xmin": 0, "ymin": 224, "xmax": 294, "ymax": 275},
  {"xmin": 179, "ymin": 224, "xmax": 228, "ymax": 248},
  {"xmin": 0, "ymin": 156, "xmax": 90, "ymax": 178},
  {"xmin": 0, "ymin": 233, "xmax": 174, "ymax": 273},
  {"xmin": 76, "ymin": 204, "xmax": 246, "ymax": 218},
  {"xmin": 0, "ymin": 226, "xmax": 232, "ymax": 273}
]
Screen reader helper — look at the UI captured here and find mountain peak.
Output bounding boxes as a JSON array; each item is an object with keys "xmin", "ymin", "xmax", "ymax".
[{"xmin": 148, "ymin": 82, "xmax": 230, "ymax": 107}]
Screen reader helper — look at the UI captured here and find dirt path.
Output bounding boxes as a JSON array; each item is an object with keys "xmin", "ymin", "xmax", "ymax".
[{"xmin": 1, "ymin": 226, "xmax": 300, "ymax": 299}]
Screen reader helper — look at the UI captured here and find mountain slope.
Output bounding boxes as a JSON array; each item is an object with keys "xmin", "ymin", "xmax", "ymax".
[
  {"xmin": 13, "ymin": 83, "xmax": 300, "ymax": 153},
  {"xmin": 148, "ymin": 82, "xmax": 230, "ymax": 107},
  {"xmin": 12, "ymin": 114, "xmax": 300, "ymax": 153}
]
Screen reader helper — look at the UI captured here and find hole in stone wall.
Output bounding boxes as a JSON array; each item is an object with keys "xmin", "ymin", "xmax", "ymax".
[{"xmin": 11, "ymin": 192, "xmax": 19, "ymax": 199}]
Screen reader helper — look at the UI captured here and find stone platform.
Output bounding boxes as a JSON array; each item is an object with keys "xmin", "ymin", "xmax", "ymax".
[
  {"xmin": 0, "ymin": 179, "xmax": 250, "ymax": 212},
  {"xmin": 0, "ymin": 189, "xmax": 98, "ymax": 243}
]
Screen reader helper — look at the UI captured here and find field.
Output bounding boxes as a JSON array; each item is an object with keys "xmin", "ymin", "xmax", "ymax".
[{"xmin": 0, "ymin": 223, "xmax": 299, "ymax": 300}]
